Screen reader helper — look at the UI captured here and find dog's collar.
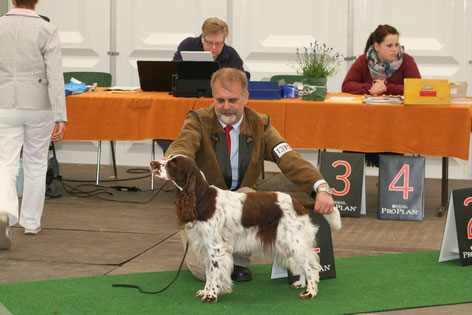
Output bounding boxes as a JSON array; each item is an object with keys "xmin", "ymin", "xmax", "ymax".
[{"xmin": 172, "ymin": 180, "xmax": 184, "ymax": 192}]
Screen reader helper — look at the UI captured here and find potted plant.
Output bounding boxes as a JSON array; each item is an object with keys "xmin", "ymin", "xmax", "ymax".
[{"xmin": 295, "ymin": 41, "xmax": 343, "ymax": 101}]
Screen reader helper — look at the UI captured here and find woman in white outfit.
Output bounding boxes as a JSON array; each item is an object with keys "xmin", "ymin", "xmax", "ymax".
[{"xmin": 0, "ymin": 0, "xmax": 67, "ymax": 249}]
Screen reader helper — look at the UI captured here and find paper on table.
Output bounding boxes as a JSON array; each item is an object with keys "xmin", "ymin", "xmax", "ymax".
[
  {"xmin": 104, "ymin": 86, "xmax": 139, "ymax": 91},
  {"xmin": 450, "ymin": 99, "xmax": 472, "ymax": 104},
  {"xmin": 325, "ymin": 96, "xmax": 363, "ymax": 103}
]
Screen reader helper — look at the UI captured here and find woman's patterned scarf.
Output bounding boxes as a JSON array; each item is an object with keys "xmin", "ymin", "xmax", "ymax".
[{"xmin": 366, "ymin": 45, "xmax": 404, "ymax": 81}]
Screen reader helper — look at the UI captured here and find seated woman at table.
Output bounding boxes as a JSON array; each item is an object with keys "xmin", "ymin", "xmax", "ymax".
[{"xmin": 342, "ymin": 24, "xmax": 421, "ymax": 95}]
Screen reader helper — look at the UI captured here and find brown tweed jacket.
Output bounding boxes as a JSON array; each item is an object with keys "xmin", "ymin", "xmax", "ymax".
[{"xmin": 165, "ymin": 105, "xmax": 324, "ymax": 196}]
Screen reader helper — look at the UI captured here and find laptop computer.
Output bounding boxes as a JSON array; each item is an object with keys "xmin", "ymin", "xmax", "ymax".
[
  {"xmin": 181, "ymin": 51, "xmax": 213, "ymax": 61},
  {"xmin": 137, "ymin": 60, "xmax": 178, "ymax": 92}
]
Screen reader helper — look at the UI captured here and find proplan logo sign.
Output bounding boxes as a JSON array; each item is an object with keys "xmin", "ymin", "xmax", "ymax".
[
  {"xmin": 465, "ymin": 197, "xmax": 472, "ymax": 240},
  {"xmin": 319, "ymin": 151, "xmax": 365, "ymax": 218},
  {"xmin": 439, "ymin": 188, "xmax": 472, "ymax": 266},
  {"xmin": 378, "ymin": 156, "xmax": 425, "ymax": 222},
  {"xmin": 314, "ymin": 248, "xmax": 332, "ymax": 272},
  {"xmin": 380, "ymin": 206, "xmax": 420, "ymax": 216}
]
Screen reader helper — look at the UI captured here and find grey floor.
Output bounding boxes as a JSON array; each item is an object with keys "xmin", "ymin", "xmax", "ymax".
[{"xmin": 0, "ymin": 162, "xmax": 471, "ymax": 314}]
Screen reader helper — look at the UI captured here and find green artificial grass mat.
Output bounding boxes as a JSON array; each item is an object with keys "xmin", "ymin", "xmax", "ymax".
[{"xmin": 1, "ymin": 251, "xmax": 471, "ymax": 314}]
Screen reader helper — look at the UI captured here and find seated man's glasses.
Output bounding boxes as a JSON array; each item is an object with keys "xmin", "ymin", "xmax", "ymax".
[{"xmin": 203, "ymin": 37, "xmax": 224, "ymax": 48}]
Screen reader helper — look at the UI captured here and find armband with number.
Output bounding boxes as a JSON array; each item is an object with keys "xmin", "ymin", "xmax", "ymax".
[{"xmin": 272, "ymin": 142, "xmax": 292, "ymax": 162}]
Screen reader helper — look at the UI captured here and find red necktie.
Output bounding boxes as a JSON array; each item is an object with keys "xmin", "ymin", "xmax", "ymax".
[{"xmin": 224, "ymin": 125, "xmax": 233, "ymax": 155}]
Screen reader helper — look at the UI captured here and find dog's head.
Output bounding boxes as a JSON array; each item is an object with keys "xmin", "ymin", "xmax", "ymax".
[
  {"xmin": 150, "ymin": 155, "xmax": 202, "ymax": 224},
  {"xmin": 150, "ymin": 154, "xmax": 198, "ymax": 192}
]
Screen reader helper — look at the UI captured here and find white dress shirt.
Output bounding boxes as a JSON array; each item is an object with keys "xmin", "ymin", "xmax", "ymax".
[{"xmin": 219, "ymin": 115, "xmax": 326, "ymax": 192}]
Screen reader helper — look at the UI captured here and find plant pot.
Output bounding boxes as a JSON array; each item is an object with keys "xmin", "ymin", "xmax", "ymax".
[{"xmin": 301, "ymin": 77, "xmax": 327, "ymax": 101}]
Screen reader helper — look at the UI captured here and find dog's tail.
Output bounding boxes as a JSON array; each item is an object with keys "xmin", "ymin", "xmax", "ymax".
[{"xmin": 298, "ymin": 200, "xmax": 342, "ymax": 230}]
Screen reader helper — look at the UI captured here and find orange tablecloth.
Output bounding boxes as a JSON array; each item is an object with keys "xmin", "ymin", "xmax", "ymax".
[
  {"xmin": 64, "ymin": 90, "xmax": 286, "ymax": 140},
  {"xmin": 64, "ymin": 90, "xmax": 196, "ymax": 141},
  {"xmin": 64, "ymin": 91, "xmax": 471, "ymax": 160},
  {"xmin": 285, "ymin": 94, "xmax": 471, "ymax": 160}
]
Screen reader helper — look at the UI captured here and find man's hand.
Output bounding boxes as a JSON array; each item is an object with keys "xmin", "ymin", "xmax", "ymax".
[{"xmin": 314, "ymin": 184, "xmax": 334, "ymax": 214}]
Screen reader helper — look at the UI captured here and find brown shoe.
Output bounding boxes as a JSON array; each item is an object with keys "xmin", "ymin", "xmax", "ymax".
[{"xmin": 0, "ymin": 213, "xmax": 11, "ymax": 249}]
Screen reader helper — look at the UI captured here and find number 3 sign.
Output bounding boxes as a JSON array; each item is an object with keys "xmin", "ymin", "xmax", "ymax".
[
  {"xmin": 378, "ymin": 155, "xmax": 425, "ymax": 221},
  {"xmin": 319, "ymin": 151, "xmax": 366, "ymax": 218}
]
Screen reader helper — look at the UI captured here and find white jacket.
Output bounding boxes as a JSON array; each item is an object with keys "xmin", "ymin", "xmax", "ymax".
[{"xmin": 0, "ymin": 9, "xmax": 67, "ymax": 122}]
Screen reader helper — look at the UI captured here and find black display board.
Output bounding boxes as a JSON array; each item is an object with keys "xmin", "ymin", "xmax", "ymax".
[
  {"xmin": 319, "ymin": 151, "xmax": 365, "ymax": 217},
  {"xmin": 378, "ymin": 155, "xmax": 425, "ymax": 221}
]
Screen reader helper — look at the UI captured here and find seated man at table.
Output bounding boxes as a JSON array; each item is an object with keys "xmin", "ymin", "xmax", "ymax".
[
  {"xmin": 172, "ymin": 17, "xmax": 250, "ymax": 79},
  {"xmin": 164, "ymin": 68, "xmax": 334, "ymax": 282}
]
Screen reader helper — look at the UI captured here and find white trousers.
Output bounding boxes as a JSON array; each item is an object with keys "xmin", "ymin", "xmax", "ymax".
[{"xmin": 0, "ymin": 108, "xmax": 54, "ymax": 229}]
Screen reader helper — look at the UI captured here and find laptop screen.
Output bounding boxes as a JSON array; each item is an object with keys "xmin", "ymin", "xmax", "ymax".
[
  {"xmin": 137, "ymin": 60, "xmax": 178, "ymax": 92},
  {"xmin": 177, "ymin": 61, "xmax": 220, "ymax": 80},
  {"xmin": 181, "ymin": 51, "xmax": 213, "ymax": 61}
]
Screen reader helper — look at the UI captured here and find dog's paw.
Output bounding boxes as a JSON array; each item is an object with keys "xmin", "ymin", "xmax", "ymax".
[
  {"xmin": 324, "ymin": 206, "xmax": 342, "ymax": 230},
  {"xmin": 291, "ymin": 279, "xmax": 306, "ymax": 289},
  {"xmin": 196, "ymin": 290, "xmax": 206, "ymax": 298},
  {"xmin": 201, "ymin": 293, "xmax": 218, "ymax": 303},
  {"xmin": 299, "ymin": 289, "xmax": 317, "ymax": 300}
]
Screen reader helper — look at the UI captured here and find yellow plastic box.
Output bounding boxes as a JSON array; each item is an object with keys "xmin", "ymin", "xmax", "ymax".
[{"xmin": 404, "ymin": 79, "xmax": 450, "ymax": 105}]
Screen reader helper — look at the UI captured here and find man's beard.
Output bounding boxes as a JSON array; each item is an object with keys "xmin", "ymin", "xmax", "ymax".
[{"xmin": 218, "ymin": 113, "xmax": 237, "ymax": 125}]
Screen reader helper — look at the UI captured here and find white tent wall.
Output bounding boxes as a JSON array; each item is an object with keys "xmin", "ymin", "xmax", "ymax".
[{"xmin": 6, "ymin": 0, "xmax": 471, "ymax": 179}]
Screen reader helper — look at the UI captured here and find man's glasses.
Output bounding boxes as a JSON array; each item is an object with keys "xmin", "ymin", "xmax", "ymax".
[{"xmin": 203, "ymin": 37, "xmax": 224, "ymax": 48}]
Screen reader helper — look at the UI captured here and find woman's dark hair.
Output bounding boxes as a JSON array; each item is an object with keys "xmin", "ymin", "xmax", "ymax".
[
  {"xmin": 364, "ymin": 24, "xmax": 399, "ymax": 53},
  {"xmin": 14, "ymin": 0, "xmax": 37, "ymax": 9}
]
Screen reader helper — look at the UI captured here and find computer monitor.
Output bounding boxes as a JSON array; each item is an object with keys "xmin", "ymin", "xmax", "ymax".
[
  {"xmin": 137, "ymin": 60, "xmax": 177, "ymax": 92},
  {"xmin": 173, "ymin": 61, "xmax": 220, "ymax": 97},
  {"xmin": 181, "ymin": 51, "xmax": 213, "ymax": 61}
]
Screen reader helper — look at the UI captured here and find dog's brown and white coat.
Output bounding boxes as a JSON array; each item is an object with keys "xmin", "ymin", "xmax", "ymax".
[{"xmin": 151, "ymin": 154, "xmax": 341, "ymax": 302}]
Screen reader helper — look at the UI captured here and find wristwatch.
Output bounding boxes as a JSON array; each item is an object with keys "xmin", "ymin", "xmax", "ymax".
[{"xmin": 316, "ymin": 186, "xmax": 333, "ymax": 196}]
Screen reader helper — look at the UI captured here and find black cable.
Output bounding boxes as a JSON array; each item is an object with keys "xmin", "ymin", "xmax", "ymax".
[
  {"xmin": 59, "ymin": 180, "xmax": 170, "ymax": 204},
  {"xmin": 126, "ymin": 168, "xmax": 151, "ymax": 174},
  {"xmin": 60, "ymin": 173, "xmax": 150, "ymax": 183},
  {"xmin": 60, "ymin": 182, "xmax": 114, "ymax": 197},
  {"xmin": 191, "ymin": 96, "xmax": 200, "ymax": 110},
  {"xmin": 60, "ymin": 167, "xmax": 152, "ymax": 183},
  {"xmin": 112, "ymin": 241, "xmax": 189, "ymax": 294}
]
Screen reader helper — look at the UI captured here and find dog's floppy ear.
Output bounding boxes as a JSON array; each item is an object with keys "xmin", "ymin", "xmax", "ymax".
[
  {"xmin": 175, "ymin": 171, "xmax": 198, "ymax": 225},
  {"xmin": 184, "ymin": 171, "xmax": 196, "ymax": 191}
]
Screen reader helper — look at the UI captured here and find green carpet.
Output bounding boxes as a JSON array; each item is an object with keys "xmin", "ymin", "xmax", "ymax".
[{"xmin": 1, "ymin": 251, "xmax": 471, "ymax": 314}]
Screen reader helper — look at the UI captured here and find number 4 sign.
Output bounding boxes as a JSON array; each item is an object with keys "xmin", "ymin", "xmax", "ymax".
[
  {"xmin": 439, "ymin": 188, "xmax": 472, "ymax": 266},
  {"xmin": 378, "ymin": 155, "xmax": 425, "ymax": 221}
]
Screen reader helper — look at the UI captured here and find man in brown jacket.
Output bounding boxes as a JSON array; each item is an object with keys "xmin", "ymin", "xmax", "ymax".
[{"xmin": 166, "ymin": 68, "xmax": 334, "ymax": 282}]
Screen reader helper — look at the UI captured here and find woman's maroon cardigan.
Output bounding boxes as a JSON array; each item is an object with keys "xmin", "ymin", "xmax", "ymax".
[{"xmin": 341, "ymin": 53, "xmax": 421, "ymax": 95}]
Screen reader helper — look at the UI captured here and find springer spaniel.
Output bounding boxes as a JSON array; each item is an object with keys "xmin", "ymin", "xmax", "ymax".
[{"xmin": 150, "ymin": 154, "xmax": 341, "ymax": 302}]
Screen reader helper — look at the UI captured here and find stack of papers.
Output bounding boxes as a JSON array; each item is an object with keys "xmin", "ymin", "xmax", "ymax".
[
  {"xmin": 362, "ymin": 95, "xmax": 404, "ymax": 104},
  {"xmin": 450, "ymin": 98, "xmax": 472, "ymax": 104}
]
